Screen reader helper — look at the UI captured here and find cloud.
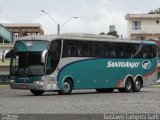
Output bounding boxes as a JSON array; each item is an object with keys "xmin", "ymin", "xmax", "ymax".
[
  {"xmin": 32, "ymin": 0, "xmax": 127, "ymax": 37},
  {"xmin": 0, "ymin": 19, "xmax": 12, "ymax": 23},
  {"xmin": 2, "ymin": 0, "xmax": 160, "ymax": 38}
]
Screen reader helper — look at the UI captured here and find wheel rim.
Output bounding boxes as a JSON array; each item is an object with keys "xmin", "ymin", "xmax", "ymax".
[
  {"xmin": 135, "ymin": 80, "xmax": 141, "ymax": 90},
  {"xmin": 63, "ymin": 82, "xmax": 70, "ymax": 93}
]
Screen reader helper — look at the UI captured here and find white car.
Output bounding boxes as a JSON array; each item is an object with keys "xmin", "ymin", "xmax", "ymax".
[{"xmin": 157, "ymin": 79, "xmax": 160, "ymax": 85}]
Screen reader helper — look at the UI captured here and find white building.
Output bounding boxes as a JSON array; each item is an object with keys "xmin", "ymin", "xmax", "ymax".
[
  {"xmin": 125, "ymin": 13, "xmax": 160, "ymax": 41},
  {"xmin": 126, "ymin": 13, "xmax": 160, "ymax": 78}
]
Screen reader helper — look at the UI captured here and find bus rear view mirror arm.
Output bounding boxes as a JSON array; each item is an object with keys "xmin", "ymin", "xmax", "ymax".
[
  {"xmin": 2, "ymin": 49, "xmax": 12, "ymax": 62},
  {"xmin": 41, "ymin": 50, "xmax": 48, "ymax": 63}
]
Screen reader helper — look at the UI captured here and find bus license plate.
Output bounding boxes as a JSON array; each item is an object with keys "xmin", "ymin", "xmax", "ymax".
[{"xmin": 20, "ymin": 85, "xmax": 28, "ymax": 89}]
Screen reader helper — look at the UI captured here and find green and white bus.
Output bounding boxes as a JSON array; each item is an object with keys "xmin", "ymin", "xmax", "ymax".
[{"xmin": 3, "ymin": 33, "xmax": 157, "ymax": 95}]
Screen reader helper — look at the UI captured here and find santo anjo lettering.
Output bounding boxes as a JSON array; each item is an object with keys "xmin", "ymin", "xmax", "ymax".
[{"xmin": 107, "ymin": 61, "xmax": 140, "ymax": 69}]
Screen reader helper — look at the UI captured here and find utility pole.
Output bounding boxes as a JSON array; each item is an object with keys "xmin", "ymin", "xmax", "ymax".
[{"xmin": 41, "ymin": 10, "xmax": 77, "ymax": 35}]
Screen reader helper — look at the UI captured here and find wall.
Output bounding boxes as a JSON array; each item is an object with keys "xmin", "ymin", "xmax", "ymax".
[{"xmin": 127, "ymin": 18, "xmax": 160, "ymax": 40}]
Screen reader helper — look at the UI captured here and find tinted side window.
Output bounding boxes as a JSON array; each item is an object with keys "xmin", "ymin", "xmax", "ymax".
[
  {"xmin": 92, "ymin": 42, "xmax": 116, "ymax": 58},
  {"xmin": 116, "ymin": 44, "xmax": 125, "ymax": 58},
  {"xmin": 133, "ymin": 44, "xmax": 142, "ymax": 58},
  {"xmin": 141, "ymin": 44, "xmax": 150, "ymax": 59},
  {"xmin": 46, "ymin": 40, "xmax": 61, "ymax": 74},
  {"xmin": 123, "ymin": 43, "xmax": 141, "ymax": 58},
  {"xmin": 92, "ymin": 42, "xmax": 105, "ymax": 57},
  {"xmin": 147, "ymin": 45, "xmax": 156, "ymax": 58},
  {"xmin": 63, "ymin": 41, "xmax": 76, "ymax": 57},
  {"xmin": 106, "ymin": 43, "xmax": 116, "ymax": 58},
  {"xmin": 92, "ymin": 42, "xmax": 119, "ymax": 58},
  {"xmin": 125, "ymin": 44, "xmax": 133, "ymax": 58},
  {"xmin": 123, "ymin": 44, "xmax": 157, "ymax": 59},
  {"xmin": 63, "ymin": 40, "xmax": 91, "ymax": 57},
  {"xmin": 76, "ymin": 41, "xmax": 91, "ymax": 57},
  {"xmin": 138, "ymin": 44, "xmax": 157, "ymax": 59},
  {"xmin": 129, "ymin": 44, "xmax": 141, "ymax": 58}
]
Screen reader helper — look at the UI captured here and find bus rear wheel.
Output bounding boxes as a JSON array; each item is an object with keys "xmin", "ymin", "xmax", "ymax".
[
  {"xmin": 96, "ymin": 88, "xmax": 114, "ymax": 93},
  {"xmin": 118, "ymin": 77, "xmax": 133, "ymax": 92},
  {"xmin": 58, "ymin": 79, "xmax": 73, "ymax": 95},
  {"xmin": 30, "ymin": 90, "xmax": 44, "ymax": 96},
  {"xmin": 132, "ymin": 78, "xmax": 142, "ymax": 92}
]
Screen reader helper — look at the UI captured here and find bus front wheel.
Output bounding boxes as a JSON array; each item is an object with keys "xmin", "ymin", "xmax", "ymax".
[
  {"xmin": 58, "ymin": 79, "xmax": 73, "ymax": 95},
  {"xmin": 118, "ymin": 77, "xmax": 133, "ymax": 92},
  {"xmin": 30, "ymin": 90, "xmax": 44, "ymax": 96}
]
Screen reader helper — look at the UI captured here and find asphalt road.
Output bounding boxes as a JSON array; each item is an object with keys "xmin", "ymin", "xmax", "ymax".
[{"xmin": 0, "ymin": 86, "xmax": 160, "ymax": 115}]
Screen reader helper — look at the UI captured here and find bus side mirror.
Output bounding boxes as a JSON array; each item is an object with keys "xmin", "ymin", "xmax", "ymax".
[
  {"xmin": 2, "ymin": 49, "xmax": 12, "ymax": 62},
  {"xmin": 41, "ymin": 50, "xmax": 48, "ymax": 63}
]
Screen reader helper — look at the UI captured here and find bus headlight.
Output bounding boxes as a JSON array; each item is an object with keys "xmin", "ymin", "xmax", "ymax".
[
  {"xmin": 33, "ymin": 81, "xmax": 44, "ymax": 86},
  {"xmin": 10, "ymin": 80, "xmax": 15, "ymax": 83},
  {"xmin": 50, "ymin": 74, "xmax": 56, "ymax": 81}
]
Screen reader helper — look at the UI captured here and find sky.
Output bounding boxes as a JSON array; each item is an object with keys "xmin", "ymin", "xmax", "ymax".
[{"xmin": 0, "ymin": 0, "xmax": 160, "ymax": 38}]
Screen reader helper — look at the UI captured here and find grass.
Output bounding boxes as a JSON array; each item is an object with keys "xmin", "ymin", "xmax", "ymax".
[
  {"xmin": 154, "ymin": 84, "xmax": 160, "ymax": 87},
  {"xmin": 0, "ymin": 83, "xmax": 9, "ymax": 87}
]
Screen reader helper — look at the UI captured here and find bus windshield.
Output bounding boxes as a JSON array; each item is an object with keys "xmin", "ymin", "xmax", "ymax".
[
  {"xmin": 10, "ymin": 40, "xmax": 49, "ymax": 76},
  {"xmin": 11, "ymin": 52, "xmax": 44, "ymax": 76}
]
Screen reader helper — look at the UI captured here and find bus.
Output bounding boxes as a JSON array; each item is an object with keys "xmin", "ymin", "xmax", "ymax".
[{"xmin": 2, "ymin": 33, "xmax": 157, "ymax": 95}]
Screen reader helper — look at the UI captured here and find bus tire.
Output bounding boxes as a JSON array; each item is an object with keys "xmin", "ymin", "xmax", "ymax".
[
  {"xmin": 132, "ymin": 77, "xmax": 142, "ymax": 92},
  {"xmin": 96, "ymin": 88, "xmax": 114, "ymax": 93},
  {"xmin": 58, "ymin": 79, "xmax": 73, "ymax": 95},
  {"xmin": 30, "ymin": 90, "xmax": 44, "ymax": 96},
  {"xmin": 118, "ymin": 77, "xmax": 133, "ymax": 92}
]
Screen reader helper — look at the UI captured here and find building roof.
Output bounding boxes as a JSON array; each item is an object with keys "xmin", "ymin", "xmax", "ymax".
[
  {"xmin": 2, "ymin": 23, "xmax": 44, "ymax": 36},
  {"xmin": 3, "ymin": 23, "xmax": 42, "ymax": 27},
  {"xmin": 2, "ymin": 23, "xmax": 44, "ymax": 32},
  {"xmin": 125, "ymin": 14, "xmax": 160, "ymax": 19},
  {"xmin": 0, "ymin": 24, "xmax": 13, "ymax": 43}
]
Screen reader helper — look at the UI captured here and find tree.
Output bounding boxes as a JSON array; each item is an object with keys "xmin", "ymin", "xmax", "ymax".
[
  {"xmin": 155, "ymin": 8, "xmax": 160, "ymax": 14},
  {"xmin": 148, "ymin": 8, "xmax": 160, "ymax": 14},
  {"xmin": 99, "ymin": 32, "xmax": 105, "ymax": 35},
  {"xmin": 107, "ymin": 31, "xmax": 119, "ymax": 37}
]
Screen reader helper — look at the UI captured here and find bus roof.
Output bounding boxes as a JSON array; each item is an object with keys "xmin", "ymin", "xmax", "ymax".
[{"xmin": 17, "ymin": 33, "xmax": 156, "ymax": 45}]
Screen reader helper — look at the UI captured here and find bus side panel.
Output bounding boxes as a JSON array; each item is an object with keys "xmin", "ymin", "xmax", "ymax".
[
  {"xmin": 57, "ymin": 58, "xmax": 157, "ymax": 90},
  {"xmin": 142, "ymin": 58, "xmax": 157, "ymax": 86},
  {"xmin": 57, "ymin": 58, "xmax": 120, "ymax": 90}
]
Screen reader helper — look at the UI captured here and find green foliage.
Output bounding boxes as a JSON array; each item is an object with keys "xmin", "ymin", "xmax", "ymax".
[
  {"xmin": 148, "ymin": 8, "xmax": 160, "ymax": 14},
  {"xmin": 107, "ymin": 31, "xmax": 119, "ymax": 37},
  {"xmin": 99, "ymin": 32, "xmax": 105, "ymax": 35}
]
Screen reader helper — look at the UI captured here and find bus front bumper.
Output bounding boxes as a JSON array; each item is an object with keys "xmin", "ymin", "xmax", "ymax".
[{"xmin": 10, "ymin": 82, "xmax": 59, "ymax": 91}]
